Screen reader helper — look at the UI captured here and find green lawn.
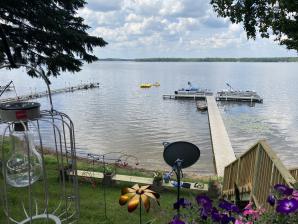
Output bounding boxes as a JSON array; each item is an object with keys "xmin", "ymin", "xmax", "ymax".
[{"xmin": 0, "ymin": 154, "xmax": 214, "ymax": 224}]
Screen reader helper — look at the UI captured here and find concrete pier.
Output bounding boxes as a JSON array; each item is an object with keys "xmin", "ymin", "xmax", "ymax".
[{"xmin": 206, "ymin": 96, "xmax": 236, "ymax": 177}]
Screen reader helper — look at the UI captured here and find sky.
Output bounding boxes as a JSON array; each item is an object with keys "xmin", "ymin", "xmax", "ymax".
[{"xmin": 79, "ymin": 0, "xmax": 298, "ymax": 59}]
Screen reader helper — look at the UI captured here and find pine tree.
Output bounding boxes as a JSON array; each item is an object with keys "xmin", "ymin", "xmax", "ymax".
[{"xmin": 0, "ymin": 0, "xmax": 107, "ymax": 76}]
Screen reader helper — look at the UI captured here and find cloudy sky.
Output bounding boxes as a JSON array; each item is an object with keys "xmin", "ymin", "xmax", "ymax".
[{"xmin": 79, "ymin": 0, "xmax": 297, "ymax": 58}]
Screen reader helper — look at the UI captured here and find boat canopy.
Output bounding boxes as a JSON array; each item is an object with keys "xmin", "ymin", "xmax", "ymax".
[{"xmin": 180, "ymin": 81, "xmax": 199, "ymax": 91}]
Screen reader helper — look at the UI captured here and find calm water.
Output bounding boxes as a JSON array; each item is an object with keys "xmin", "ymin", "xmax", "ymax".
[{"xmin": 1, "ymin": 62, "xmax": 298, "ymax": 175}]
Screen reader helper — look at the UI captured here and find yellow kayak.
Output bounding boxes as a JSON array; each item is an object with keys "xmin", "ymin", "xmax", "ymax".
[{"xmin": 140, "ymin": 83, "xmax": 152, "ymax": 88}]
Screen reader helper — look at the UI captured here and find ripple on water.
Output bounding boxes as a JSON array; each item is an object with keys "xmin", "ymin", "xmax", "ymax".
[{"xmin": 1, "ymin": 62, "xmax": 298, "ymax": 174}]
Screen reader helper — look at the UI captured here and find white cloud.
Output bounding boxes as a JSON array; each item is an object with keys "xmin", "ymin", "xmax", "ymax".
[
  {"xmin": 125, "ymin": 13, "xmax": 143, "ymax": 22},
  {"xmin": 159, "ymin": 0, "xmax": 184, "ymax": 16},
  {"xmin": 166, "ymin": 18, "xmax": 199, "ymax": 35},
  {"xmin": 228, "ymin": 23, "xmax": 242, "ymax": 33},
  {"xmin": 78, "ymin": 8, "xmax": 124, "ymax": 28},
  {"xmin": 85, "ymin": 0, "xmax": 122, "ymax": 11},
  {"xmin": 80, "ymin": 0, "xmax": 296, "ymax": 58},
  {"xmin": 202, "ymin": 10, "xmax": 230, "ymax": 29}
]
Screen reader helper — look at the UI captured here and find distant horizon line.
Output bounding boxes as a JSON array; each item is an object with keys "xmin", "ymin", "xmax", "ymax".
[{"xmin": 99, "ymin": 57, "xmax": 298, "ymax": 62}]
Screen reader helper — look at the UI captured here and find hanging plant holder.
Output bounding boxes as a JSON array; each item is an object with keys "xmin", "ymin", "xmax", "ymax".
[{"xmin": 0, "ymin": 64, "xmax": 79, "ymax": 224}]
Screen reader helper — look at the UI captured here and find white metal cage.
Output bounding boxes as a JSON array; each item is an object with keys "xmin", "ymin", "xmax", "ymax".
[{"xmin": 0, "ymin": 64, "xmax": 79, "ymax": 224}]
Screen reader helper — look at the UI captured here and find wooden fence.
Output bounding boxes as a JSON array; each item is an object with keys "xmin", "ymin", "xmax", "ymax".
[{"xmin": 222, "ymin": 140, "xmax": 297, "ymax": 209}]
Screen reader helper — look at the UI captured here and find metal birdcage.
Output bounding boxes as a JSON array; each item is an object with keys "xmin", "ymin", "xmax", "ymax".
[{"xmin": 0, "ymin": 64, "xmax": 79, "ymax": 224}]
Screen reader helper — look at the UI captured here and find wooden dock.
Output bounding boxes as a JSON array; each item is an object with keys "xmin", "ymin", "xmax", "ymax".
[
  {"xmin": 163, "ymin": 94, "xmax": 209, "ymax": 100},
  {"xmin": 0, "ymin": 82, "xmax": 99, "ymax": 104},
  {"xmin": 206, "ymin": 96, "xmax": 236, "ymax": 177}
]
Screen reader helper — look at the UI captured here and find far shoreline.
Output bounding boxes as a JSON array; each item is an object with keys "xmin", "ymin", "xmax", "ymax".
[{"xmin": 100, "ymin": 57, "xmax": 298, "ymax": 63}]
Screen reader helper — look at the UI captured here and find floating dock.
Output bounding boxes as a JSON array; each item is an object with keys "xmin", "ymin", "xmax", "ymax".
[
  {"xmin": 0, "ymin": 82, "xmax": 100, "ymax": 104},
  {"xmin": 163, "ymin": 94, "xmax": 209, "ymax": 100},
  {"xmin": 163, "ymin": 94, "xmax": 263, "ymax": 102},
  {"xmin": 216, "ymin": 95, "xmax": 263, "ymax": 103},
  {"xmin": 206, "ymin": 96, "xmax": 236, "ymax": 177}
]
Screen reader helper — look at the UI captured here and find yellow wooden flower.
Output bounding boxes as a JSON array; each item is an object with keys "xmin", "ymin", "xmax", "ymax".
[{"xmin": 119, "ymin": 184, "xmax": 160, "ymax": 212}]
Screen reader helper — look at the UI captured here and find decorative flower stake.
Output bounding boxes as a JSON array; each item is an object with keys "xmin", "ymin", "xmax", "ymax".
[{"xmin": 119, "ymin": 184, "xmax": 160, "ymax": 224}]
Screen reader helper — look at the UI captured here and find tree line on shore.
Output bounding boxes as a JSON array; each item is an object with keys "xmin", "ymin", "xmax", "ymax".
[{"xmin": 101, "ymin": 57, "xmax": 298, "ymax": 63}]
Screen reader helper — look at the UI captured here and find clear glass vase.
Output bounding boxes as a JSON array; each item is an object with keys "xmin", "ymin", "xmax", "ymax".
[{"xmin": 5, "ymin": 125, "xmax": 42, "ymax": 188}]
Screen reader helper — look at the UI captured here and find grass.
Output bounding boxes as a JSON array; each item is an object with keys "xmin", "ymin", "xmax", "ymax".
[{"xmin": 0, "ymin": 153, "xmax": 215, "ymax": 224}]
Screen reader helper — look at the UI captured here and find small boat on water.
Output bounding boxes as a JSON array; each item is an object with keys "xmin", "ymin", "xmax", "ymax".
[
  {"xmin": 216, "ymin": 82, "xmax": 263, "ymax": 103},
  {"xmin": 140, "ymin": 83, "xmax": 152, "ymax": 88},
  {"xmin": 174, "ymin": 82, "xmax": 213, "ymax": 96},
  {"xmin": 196, "ymin": 101, "xmax": 208, "ymax": 111},
  {"xmin": 140, "ymin": 82, "xmax": 160, "ymax": 88}
]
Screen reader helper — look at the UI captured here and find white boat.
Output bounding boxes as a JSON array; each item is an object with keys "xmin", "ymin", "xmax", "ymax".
[
  {"xmin": 216, "ymin": 82, "xmax": 263, "ymax": 103},
  {"xmin": 174, "ymin": 82, "xmax": 213, "ymax": 96},
  {"xmin": 196, "ymin": 101, "xmax": 207, "ymax": 111}
]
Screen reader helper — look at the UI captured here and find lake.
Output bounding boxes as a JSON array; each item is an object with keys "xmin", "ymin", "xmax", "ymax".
[{"xmin": 1, "ymin": 62, "xmax": 298, "ymax": 175}]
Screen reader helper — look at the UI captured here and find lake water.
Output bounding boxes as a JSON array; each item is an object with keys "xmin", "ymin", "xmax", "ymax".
[{"xmin": 1, "ymin": 62, "xmax": 298, "ymax": 175}]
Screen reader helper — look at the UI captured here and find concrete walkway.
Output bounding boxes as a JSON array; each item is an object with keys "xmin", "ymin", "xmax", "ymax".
[
  {"xmin": 206, "ymin": 96, "xmax": 236, "ymax": 177},
  {"xmin": 73, "ymin": 170, "xmax": 208, "ymax": 191}
]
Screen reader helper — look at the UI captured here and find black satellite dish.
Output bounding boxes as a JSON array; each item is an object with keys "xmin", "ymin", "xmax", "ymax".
[
  {"xmin": 163, "ymin": 141, "xmax": 200, "ymax": 169},
  {"xmin": 163, "ymin": 141, "xmax": 200, "ymax": 218}
]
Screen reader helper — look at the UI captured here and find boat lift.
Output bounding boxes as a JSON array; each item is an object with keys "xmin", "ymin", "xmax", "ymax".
[{"xmin": 0, "ymin": 80, "xmax": 14, "ymax": 97}]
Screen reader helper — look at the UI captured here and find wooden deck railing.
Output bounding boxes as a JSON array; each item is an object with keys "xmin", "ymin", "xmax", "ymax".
[
  {"xmin": 222, "ymin": 140, "xmax": 297, "ymax": 209},
  {"xmin": 290, "ymin": 168, "xmax": 298, "ymax": 180}
]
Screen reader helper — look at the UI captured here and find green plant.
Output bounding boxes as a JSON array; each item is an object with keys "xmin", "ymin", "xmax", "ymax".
[
  {"xmin": 104, "ymin": 165, "xmax": 114, "ymax": 175},
  {"xmin": 153, "ymin": 171, "xmax": 163, "ymax": 182}
]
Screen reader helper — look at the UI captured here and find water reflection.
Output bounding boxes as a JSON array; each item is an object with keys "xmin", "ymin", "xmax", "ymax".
[
  {"xmin": 217, "ymin": 101, "xmax": 257, "ymax": 108},
  {"xmin": 1, "ymin": 62, "xmax": 298, "ymax": 174}
]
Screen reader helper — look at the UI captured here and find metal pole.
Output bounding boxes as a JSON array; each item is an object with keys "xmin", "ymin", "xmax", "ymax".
[
  {"xmin": 103, "ymin": 155, "xmax": 107, "ymax": 219},
  {"xmin": 139, "ymin": 196, "xmax": 142, "ymax": 224},
  {"xmin": 0, "ymin": 80, "xmax": 13, "ymax": 97},
  {"xmin": 176, "ymin": 169, "xmax": 181, "ymax": 217},
  {"xmin": 174, "ymin": 159, "xmax": 182, "ymax": 218}
]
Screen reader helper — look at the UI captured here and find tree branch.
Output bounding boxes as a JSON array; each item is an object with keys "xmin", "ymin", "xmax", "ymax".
[{"xmin": 0, "ymin": 24, "xmax": 16, "ymax": 67}]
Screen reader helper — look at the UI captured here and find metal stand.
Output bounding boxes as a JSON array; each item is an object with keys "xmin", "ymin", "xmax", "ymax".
[
  {"xmin": 173, "ymin": 159, "xmax": 183, "ymax": 217},
  {"xmin": 163, "ymin": 141, "xmax": 200, "ymax": 219},
  {"xmin": 85, "ymin": 152, "xmax": 139, "ymax": 222}
]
